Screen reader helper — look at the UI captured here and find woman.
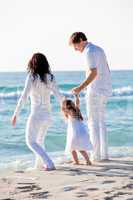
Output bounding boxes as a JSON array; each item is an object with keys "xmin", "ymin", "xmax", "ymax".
[{"xmin": 11, "ymin": 53, "xmax": 63, "ymax": 171}]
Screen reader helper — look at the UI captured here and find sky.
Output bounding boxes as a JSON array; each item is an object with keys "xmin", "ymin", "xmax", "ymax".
[{"xmin": 0, "ymin": 0, "xmax": 133, "ymax": 72}]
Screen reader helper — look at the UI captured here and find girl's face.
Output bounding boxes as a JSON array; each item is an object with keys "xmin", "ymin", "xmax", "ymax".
[{"xmin": 62, "ymin": 100, "xmax": 75, "ymax": 113}]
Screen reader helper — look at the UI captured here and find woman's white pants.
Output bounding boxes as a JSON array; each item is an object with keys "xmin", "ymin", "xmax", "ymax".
[
  {"xmin": 26, "ymin": 115, "xmax": 54, "ymax": 169},
  {"xmin": 86, "ymin": 93, "xmax": 108, "ymax": 161}
]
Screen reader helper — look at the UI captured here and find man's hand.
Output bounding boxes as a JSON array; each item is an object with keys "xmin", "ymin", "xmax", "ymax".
[
  {"xmin": 71, "ymin": 86, "xmax": 81, "ymax": 95},
  {"xmin": 11, "ymin": 115, "xmax": 17, "ymax": 127}
]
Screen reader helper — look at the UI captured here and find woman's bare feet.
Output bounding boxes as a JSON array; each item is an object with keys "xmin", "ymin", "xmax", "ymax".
[{"xmin": 43, "ymin": 165, "xmax": 56, "ymax": 171}]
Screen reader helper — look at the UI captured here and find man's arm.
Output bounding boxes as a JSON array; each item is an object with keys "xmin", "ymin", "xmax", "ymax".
[{"xmin": 72, "ymin": 68, "xmax": 97, "ymax": 94}]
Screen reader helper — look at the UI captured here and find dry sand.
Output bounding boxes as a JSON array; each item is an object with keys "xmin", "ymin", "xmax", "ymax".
[{"xmin": 0, "ymin": 157, "xmax": 133, "ymax": 200}]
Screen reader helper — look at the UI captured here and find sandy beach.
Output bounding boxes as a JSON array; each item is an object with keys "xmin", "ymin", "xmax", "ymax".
[{"xmin": 0, "ymin": 157, "xmax": 133, "ymax": 200}]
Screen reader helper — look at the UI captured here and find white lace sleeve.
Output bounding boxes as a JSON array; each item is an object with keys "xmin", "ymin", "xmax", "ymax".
[{"xmin": 13, "ymin": 74, "xmax": 32, "ymax": 117}]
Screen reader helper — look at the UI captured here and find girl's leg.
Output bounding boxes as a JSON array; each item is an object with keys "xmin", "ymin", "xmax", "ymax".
[
  {"xmin": 26, "ymin": 117, "xmax": 55, "ymax": 169},
  {"xmin": 71, "ymin": 150, "xmax": 79, "ymax": 165},
  {"xmin": 79, "ymin": 150, "xmax": 92, "ymax": 165}
]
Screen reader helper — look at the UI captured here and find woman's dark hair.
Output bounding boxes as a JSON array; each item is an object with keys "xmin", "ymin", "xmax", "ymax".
[
  {"xmin": 62, "ymin": 99, "xmax": 83, "ymax": 121},
  {"xmin": 27, "ymin": 53, "xmax": 54, "ymax": 83},
  {"xmin": 69, "ymin": 32, "xmax": 87, "ymax": 44}
]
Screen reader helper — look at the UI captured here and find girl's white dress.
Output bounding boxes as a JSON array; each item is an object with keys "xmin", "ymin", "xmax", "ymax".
[{"xmin": 65, "ymin": 116, "xmax": 92, "ymax": 153}]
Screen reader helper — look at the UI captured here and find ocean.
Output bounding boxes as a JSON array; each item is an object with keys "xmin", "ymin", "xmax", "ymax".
[{"xmin": 0, "ymin": 70, "xmax": 133, "ymax": 170}]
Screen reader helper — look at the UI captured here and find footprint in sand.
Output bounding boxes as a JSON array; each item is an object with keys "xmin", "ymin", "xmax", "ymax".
[
  {"xmin": 104, "ymin": 190, "xmax": 113, "ymax": 194},
  {"xmin": 17, "ymin": 182, "xmax": 36, "ymax": 185},
  {"xmin": 1, "ymin": 199, "xmax": 15, "ymax": 200},
  {"xmin": 122, "ymin": 183, "xmax": 133, "ymax": 189},
  {"xmin": 102, "ymin": 180, "xmax": 115, "ymax": 184},
  {"xmin": 85, "ymin": 187, "xmax": 99, "ymax": 191},
  {"xmin": 30, "ymin": 191, "xmax": 51, "ymax": 199},
  {"xmin": 63, "ymin": 186, "xmax": 79, "ymax": 192},
  {"xmin": 104, "ymin": 197, "xmax": 113, "ymax": 200},
  {"xmin": 16, "ymin": 183, "xmax": 41, "ymax": 192},
  {"xmin": 104, "ymin": 191, "xmax": 130, "ymax": 200},
  {"xmin": 76, "ymin": 191, "xmax": 88, "ymax": 198}
]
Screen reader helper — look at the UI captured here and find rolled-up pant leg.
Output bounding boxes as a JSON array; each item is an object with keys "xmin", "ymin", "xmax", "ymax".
[
  {"xmin": 87, "ymin": 94, "xmax": 100, "ymax": 161},
  {"xmin": 26, "ymin": 117, "xmax": 54, "ymax": 169}
]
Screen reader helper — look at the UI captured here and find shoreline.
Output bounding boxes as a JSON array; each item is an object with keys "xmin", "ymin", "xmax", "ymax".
[
  {"xmin": 0, "ymin": 156, "xmax": 133, "ymax": 200},
  {"xmin": 1, "ymin": 146, "xmax": 133, "ymax": 171}
]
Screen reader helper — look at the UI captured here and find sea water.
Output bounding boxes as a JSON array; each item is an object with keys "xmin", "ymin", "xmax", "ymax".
[{"xmin": 0, "ymin": 70, "xmax": 133, "ymax": 170}]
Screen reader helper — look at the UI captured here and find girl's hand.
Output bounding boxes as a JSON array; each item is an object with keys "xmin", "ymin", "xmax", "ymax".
[{"xmin": 11, "ymin": 115, "xmax": 17, "ymax": 127}]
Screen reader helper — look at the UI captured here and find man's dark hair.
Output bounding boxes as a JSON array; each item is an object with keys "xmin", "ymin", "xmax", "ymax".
[{"xmin": 69, "ymin": 32, "xmax": 87, "ymax": 44}]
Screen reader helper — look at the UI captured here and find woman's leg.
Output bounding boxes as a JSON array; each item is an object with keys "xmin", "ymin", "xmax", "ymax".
[
  {"xmin": 26, "ymin": 117, "xmax": 55, "ymax": 169},
  {"xmin": 79, "ymin": 150, "xmax": 92, "ymax": 165},
  {"xmin": 35, "ymin": 124, "xmax": 49, "ymax": 169},
  {"xmin": 71, "ymin": 150, "xmax": 79, "ymax": 164}
]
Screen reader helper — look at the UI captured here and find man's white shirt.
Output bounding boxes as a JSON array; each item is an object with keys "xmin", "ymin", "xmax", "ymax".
[{"xmin": 83, "ymin": 42, "xmax": 112, "ymax": 97}]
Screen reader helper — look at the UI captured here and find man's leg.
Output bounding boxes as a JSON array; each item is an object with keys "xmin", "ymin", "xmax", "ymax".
[
  {"xmin": 87, "ymin": 94, "xmax": 101, "ymax": 161},
  {"xmin": 99, "ymin": 96, "xmax": 108, "ymax": 160}
]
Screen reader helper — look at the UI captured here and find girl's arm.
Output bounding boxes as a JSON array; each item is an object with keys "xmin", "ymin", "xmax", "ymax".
[
  {"xmin": 11, "ymin": 74, "xmax": 32, "ymax": 126},
  {"xmin": 75, "ymin": 94, "xmax": 80, "ymax": 108}
]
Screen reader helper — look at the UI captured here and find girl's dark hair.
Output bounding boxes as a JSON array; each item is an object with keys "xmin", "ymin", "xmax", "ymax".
[
  {"xmin": 69, "ymin": 32, "xmax": 87, "ymax": 44},
  {"xmin": 62, "ymin": 99, "xmax": 83, "ymax": 121},
  {"xmin": 27, "ymin": 53, "xmax": 54, "ymax": 83}
]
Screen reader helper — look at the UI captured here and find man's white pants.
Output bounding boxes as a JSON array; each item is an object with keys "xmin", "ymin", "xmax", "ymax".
[
  {"xmin": 26, "ymin": 115, "xmax": 54, "ymax": 169},
  {"xmin": 86, "ymin": 93, "xmax": 108, "ymax": 161}
]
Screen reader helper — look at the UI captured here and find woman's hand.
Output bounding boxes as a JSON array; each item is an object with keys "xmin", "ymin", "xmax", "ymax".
[{"xmin": 11, "ymin": 115, "xmax": 17, "ymax": 127}]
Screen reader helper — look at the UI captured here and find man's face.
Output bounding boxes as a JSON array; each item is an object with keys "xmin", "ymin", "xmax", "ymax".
[
  {"xmin": 73, "ymin": 40, "xmax": 86, "ymax": 53},
  {"xmin": 72, "ymin": 40, "xmax": 85, "ymax": 52}
]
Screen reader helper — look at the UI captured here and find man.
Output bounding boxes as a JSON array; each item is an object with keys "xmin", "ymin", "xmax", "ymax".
[{"xmin": 69, "ymin": 32, "xmax": 112, "ymax": 161}]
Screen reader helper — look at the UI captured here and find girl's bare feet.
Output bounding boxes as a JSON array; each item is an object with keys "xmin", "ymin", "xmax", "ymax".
[
  {"xmin": 86, "ymin": 159, "xmax": 92, "ymax": 165},
  {"xmin": 73, "ymin": 161, "xmax": 79, "ymax": 165}
]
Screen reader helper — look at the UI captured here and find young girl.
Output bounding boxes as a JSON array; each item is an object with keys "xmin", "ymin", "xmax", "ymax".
[{"xmin": 62, "ymin": 95, "xmax": 92, "ymax": 165}]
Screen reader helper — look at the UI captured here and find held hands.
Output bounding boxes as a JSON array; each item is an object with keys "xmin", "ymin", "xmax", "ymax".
[
  {"xmin": 71, "ymin": 86, "xmax": 81, "ymax": 95},
  {"xmin": 11, "ymin": 115, "xmax": 17, "ymax": 127}
]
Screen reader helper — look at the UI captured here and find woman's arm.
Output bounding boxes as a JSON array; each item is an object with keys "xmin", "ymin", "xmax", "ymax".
[
  {"xmin": 49, "ymin": 76, "xmax": 64, "ymax": 104},
  {"xmin": 11, "ymin": 74, "xmax": 32, "ymax": 126}
]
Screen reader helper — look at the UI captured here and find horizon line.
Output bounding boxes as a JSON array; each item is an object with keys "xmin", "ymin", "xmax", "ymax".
[{"xmin": 0, "ymin": 69, "xmax": 132, "ymax": 73}]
